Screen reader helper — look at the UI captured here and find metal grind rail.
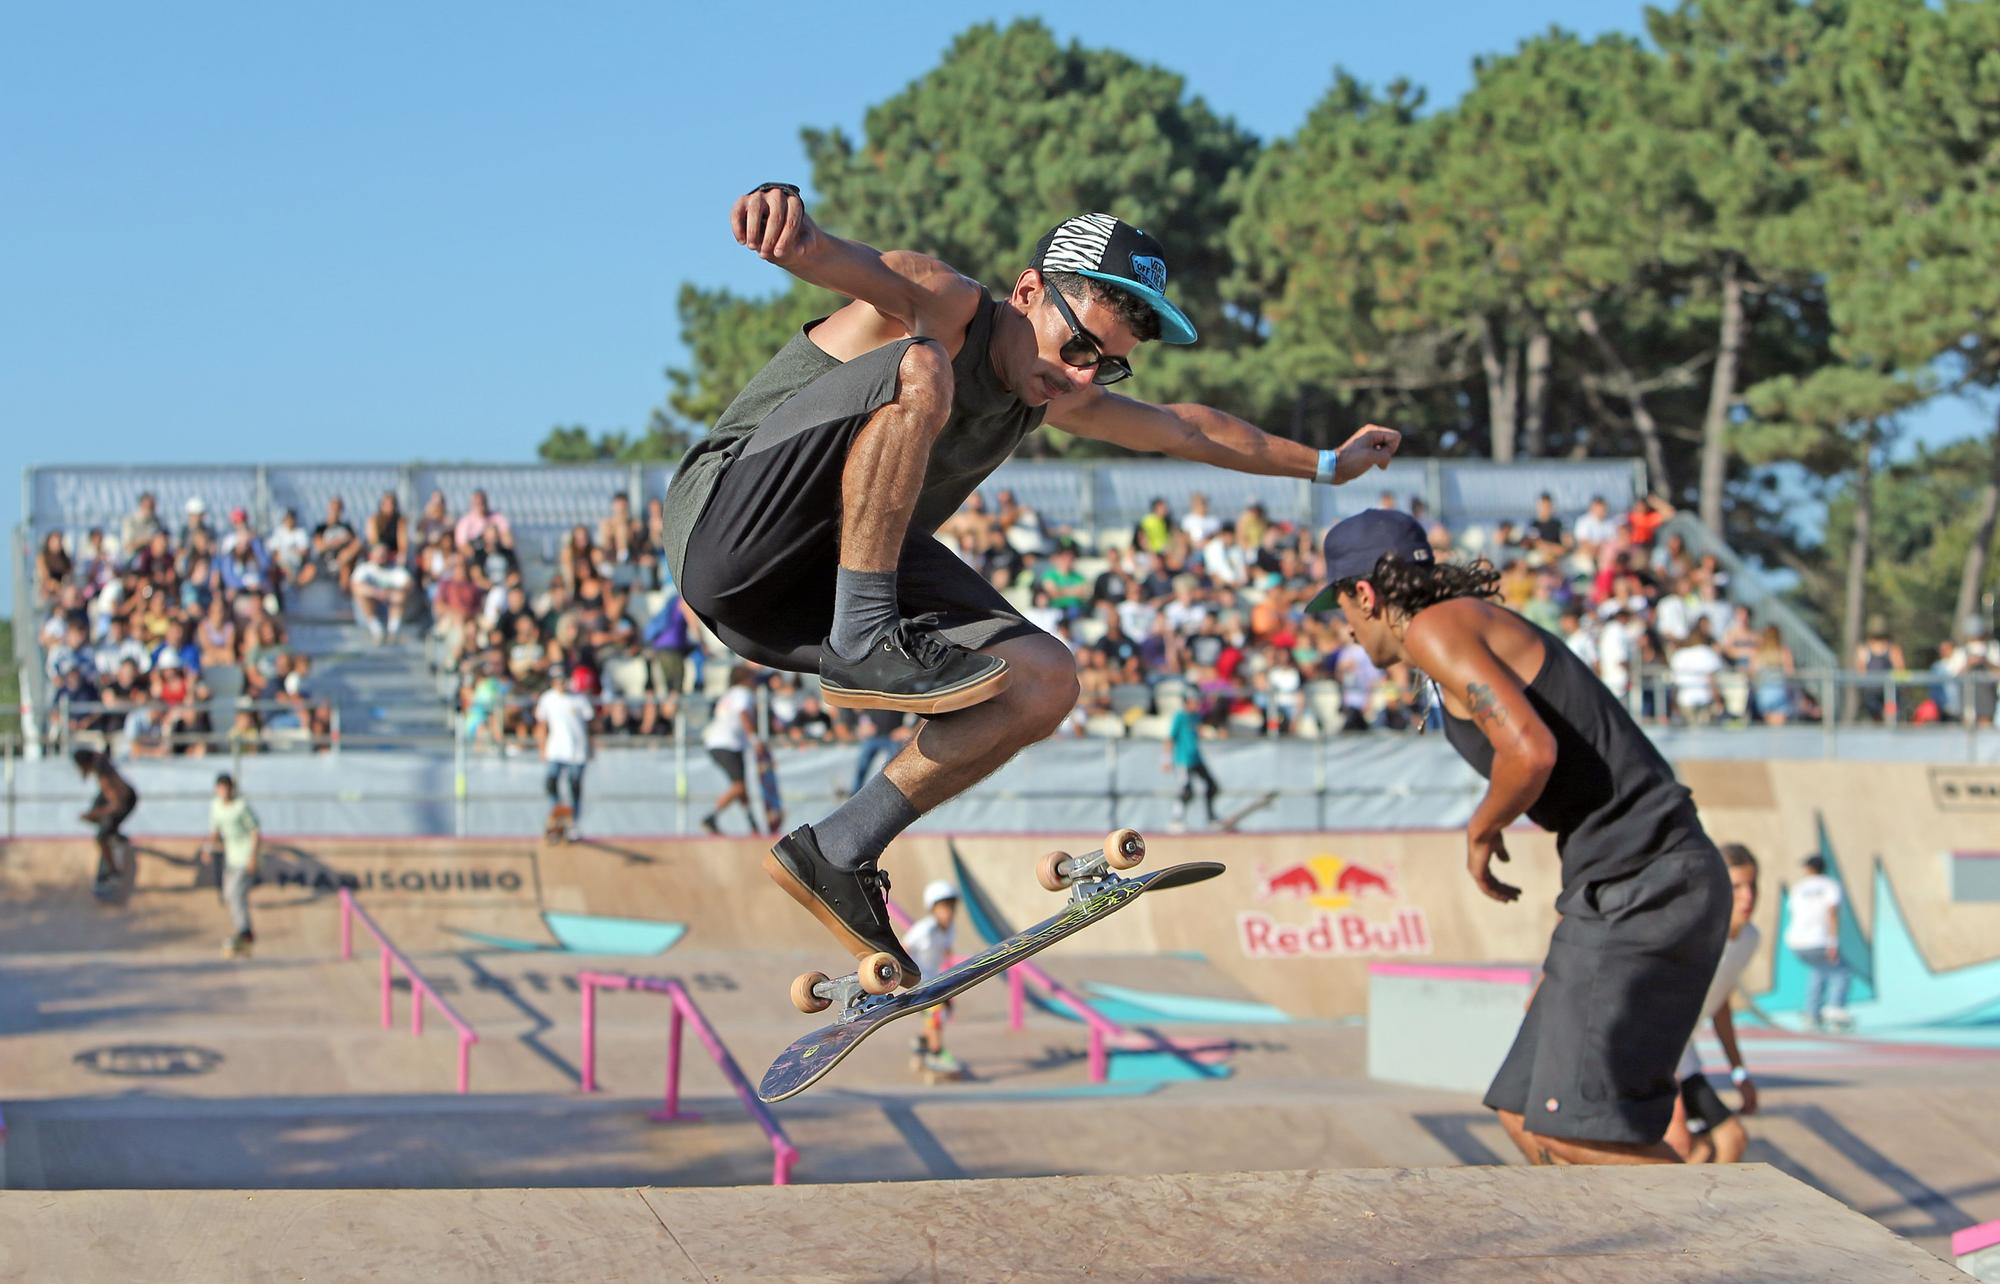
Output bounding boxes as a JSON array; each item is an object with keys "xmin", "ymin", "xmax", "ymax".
[
  {"xmin": 575, "ymin": 970, "xmax": 798, "ymax": 1186},
  {"xmin": 885, "ymin": 896, "xmax": 1226, "ymax": 1085},
  {"xmin": 337, "ymin": 888, "xmax": 479, "ymax": 1094}
]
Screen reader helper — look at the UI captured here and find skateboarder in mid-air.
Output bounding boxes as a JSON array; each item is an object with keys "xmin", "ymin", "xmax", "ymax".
[
  {"xmin": 1308, "ymin": 509, "xmax": 1730, "ymax": 1164},
  {"xmin": 663, "ymin": 183, "xmax": 1400, "ymax": 986},
  {"xmin": 74, "ymin": 747, "xmax": 137, "ymax": 893},
  {"xmin": 1164, "ymin": 693, "xmax": 1218, "ymax": 830}
]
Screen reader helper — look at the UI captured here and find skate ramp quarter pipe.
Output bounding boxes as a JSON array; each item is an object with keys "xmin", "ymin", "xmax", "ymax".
[{"xmin": 0, "ymin": 1164, "xmax": 1959, "ymax": 1282}]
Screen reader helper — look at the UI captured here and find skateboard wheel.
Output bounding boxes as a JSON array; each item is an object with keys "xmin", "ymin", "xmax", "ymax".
[
  {"xmin": 1036, "ymin": 850, "xmax": 1072, "ymax": 893},
  {"xmin": 791, "ymin": 971, "xmax": 832, "ymax": 1014},
  {"xmin": 858, "ymin": 952, "xmax": 903, "ymax": 995},
  {"xmin": 1105, "ymin": 828, "xmax": 1145, "ymax": 870}
]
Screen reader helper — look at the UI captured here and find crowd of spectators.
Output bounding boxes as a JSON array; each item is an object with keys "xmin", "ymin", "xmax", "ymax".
[
  {"xmin": 923, "ymin": 485, "xmax": 1997, "ymax": 737},
  {"xmin": 37, "ymin": 477, "xmax": 1997, "ymax": 760},
  {"xmin": 442, "ymin": 491, "xmax": 688, "ymax": 751},
  {"xmin": 35, "ymin": 491, "xmax": 332, "ymax": 754}
]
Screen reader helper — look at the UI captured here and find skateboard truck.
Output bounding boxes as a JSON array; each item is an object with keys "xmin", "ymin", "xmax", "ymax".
[
  {"xmin": 790, "ymin": 952, "xmax": 904, "ymax": 1024},
  {"xmin": 1036, "ymin": 828, "xmax": 1146, "ymax": 905}
]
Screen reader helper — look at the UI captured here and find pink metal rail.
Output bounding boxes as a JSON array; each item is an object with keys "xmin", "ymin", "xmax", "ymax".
[
  {"xmin": 337, "ymin": 888, "xmax": 478, "ymax": 1094},
  {"xmin": 885, "ymin": 897, "xmax": 1226, "ymax": 1084},
  {"xmin": 576, "ymin": 971, "xmax": 799, "ymax": 1186}
]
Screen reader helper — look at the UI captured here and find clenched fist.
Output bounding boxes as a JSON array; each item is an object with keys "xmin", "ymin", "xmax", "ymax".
[
  {"xmin": 1331, "ymin": 424, "xmax": 1402, "ymax": 484},
  {"xmin": 731, "ymin": 185, "xmax": 820, "ymax": 267}
]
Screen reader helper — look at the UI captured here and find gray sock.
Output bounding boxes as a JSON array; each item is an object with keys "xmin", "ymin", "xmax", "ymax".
[
  {"xmin": 813, "ymin": 772, "xmax": 920, "ymax": 872},
  {"xmin": 830, "ymin": 567, "xmax": 899, "ymax": 660}
]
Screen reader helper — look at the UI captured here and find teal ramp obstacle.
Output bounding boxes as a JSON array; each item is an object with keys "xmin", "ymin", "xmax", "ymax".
[{"xmin": 454, "ymin": 912, "xmax": 686, "ymax": 955}]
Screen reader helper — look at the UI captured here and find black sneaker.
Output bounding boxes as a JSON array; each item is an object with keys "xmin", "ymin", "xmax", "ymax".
[
  {"xmin": 763, "ymin": 825, "xmax": 921, "ymax": 986},
  {"xmin": 819, "ymin": 613, "xmax": 1010, "ymax": 716}
]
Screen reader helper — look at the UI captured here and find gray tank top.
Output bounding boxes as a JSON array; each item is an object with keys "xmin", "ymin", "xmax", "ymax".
[{"xmin": 662, "ymin": 290, "xmax": 1043, "ymax": 580}]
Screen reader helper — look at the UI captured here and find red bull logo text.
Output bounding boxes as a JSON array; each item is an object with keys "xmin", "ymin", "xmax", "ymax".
[{"xmin": 1240, "ymin": 854, "xmax": 1431, "ymax": 960}]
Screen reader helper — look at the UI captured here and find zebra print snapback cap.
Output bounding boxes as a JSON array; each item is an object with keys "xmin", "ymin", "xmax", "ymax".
[{"xmin": 1030, "ymin": 213, "xmax": 1197, "ymax": 345}]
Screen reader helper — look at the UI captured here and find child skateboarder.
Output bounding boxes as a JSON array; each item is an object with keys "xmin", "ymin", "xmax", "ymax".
[{"xmin": 902, "ymin": 880, "xmax": 963, "ymax": 1078}]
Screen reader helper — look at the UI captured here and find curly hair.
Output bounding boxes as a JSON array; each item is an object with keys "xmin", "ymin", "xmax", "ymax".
[
  {"xmin": 1041, "ymin": 270, "xmax": 1162, "ymax": 343},
  {"xmin": 1332, "ymin": 553, "xmax": 1501, "ymax": 618}
]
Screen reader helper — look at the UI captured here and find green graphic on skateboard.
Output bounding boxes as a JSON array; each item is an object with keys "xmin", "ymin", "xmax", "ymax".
[{"xmin": 758, "ymin": 829, "xmax": 1223, "ymax": 1102}]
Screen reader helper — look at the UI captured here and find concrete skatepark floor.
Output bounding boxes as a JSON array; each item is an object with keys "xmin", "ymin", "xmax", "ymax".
[{"xmin": 4, "ymin": 834, "xmax": 1998, "ymax": 1271}]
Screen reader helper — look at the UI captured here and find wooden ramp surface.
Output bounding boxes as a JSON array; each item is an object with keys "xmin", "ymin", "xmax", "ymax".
[{"xmin": 0, "ymin": 1164, "xmax": 1959, "ymax": 1283}]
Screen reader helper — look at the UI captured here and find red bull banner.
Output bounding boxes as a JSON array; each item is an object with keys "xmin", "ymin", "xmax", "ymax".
[{"xmin": 1239, "ymin": 853, "xmax": 1431, "ymax": 959}]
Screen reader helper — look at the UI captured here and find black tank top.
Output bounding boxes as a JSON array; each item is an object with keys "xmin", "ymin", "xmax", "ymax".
[{"xmin": 1440, "ymin": 615, "xmax": 1704, "ymax": 887}]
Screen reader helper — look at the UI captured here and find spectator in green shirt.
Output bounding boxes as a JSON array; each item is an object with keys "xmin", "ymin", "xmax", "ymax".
[{"xmin": 1035, "ymin": 543, "xmax": 1090, "ymax": 621}]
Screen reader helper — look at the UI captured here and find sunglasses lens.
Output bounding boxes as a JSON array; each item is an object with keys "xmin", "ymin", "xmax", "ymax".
[
  {"xmin": 1060, "ymin": 336, "xmax": 1098, "ymax": 370},
  {"xmin": 1092, "ymin": 357, "xmax": 1133, "ymax": 386}
]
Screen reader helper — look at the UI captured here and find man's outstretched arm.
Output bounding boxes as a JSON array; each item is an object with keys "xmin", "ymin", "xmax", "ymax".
[{"xmin": 1048, "ymin": 389, "xmax": 1400, "ymax": 484}]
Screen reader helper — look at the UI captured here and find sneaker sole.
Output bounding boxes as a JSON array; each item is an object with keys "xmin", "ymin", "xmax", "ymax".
[
  {"xmin": 820, "ymin": 663, "xmax": 1011, "ymax": 716},
  {"xmin": 761, "ymin": 852, "xmax": 921, "ymax": 986}
]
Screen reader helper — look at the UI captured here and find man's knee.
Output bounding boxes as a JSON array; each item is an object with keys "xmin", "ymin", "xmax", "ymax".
[
  {"xmin": 1004, "ymin": 638, "xmax": 1080, "ymax": 736},
  {"xmin": 894, "ymin": 340, "xmax": 953, "ymax": 427}
]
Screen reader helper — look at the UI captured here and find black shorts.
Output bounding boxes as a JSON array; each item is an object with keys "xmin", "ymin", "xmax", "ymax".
[
  {"xmin": 1679, "ymin": 1073, "xmax": 1734, "ymax": 1135},
  {"xmin": 1483, "ymin": 844, "xmax": 1730, "ymax": 1145},
  {"xmin": 677, "ymin": 337, "xmax": 1042, "ymax": 673},
  {"xmin": 95, "ymin": 806, "xmax": 134, "ymax": 841},
  {"xmin": 708, "ymin": 748, "xmax": 747, "ymax": 784}
]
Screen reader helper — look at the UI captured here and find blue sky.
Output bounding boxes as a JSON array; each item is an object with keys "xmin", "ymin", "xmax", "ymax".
[{"xmin": 3, "ymin": 2, "xmax": 1988, "ymax": 601}]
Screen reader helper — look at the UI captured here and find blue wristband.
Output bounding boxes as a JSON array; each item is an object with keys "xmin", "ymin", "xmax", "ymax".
[
  {"xmin": 1314, "ymin": 448, "xmax": 1341, "ymax": 485},
  {"xmin": 1730, "ymin": 1066, "xmax": 1751, "ymax": 1085}
]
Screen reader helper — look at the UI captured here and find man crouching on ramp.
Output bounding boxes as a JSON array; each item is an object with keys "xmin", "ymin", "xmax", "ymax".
[
  {"xmin": 663, "ymin": 184, "xmax": 1400, "ymax": 986},
  {"xmin": 1309, "ymin": 509, "xmax": 1729, "ymax": 1163}
]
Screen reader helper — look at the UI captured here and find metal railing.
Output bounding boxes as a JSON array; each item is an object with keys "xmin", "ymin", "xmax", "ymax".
[
  {"xmin": 45, "ymin": 697, "xmax": 344, "ymax": 759},
  {"xmin": 338, "ymin": 889, "xmax": 479, "ymax": 1094},
  {"xmin": 575, "ymin": 970, "xmax": 798, "ymax": 1186},
  {"xmin": 883, "ymin": 894, "xmax": 1228, "ymax": 1085}
]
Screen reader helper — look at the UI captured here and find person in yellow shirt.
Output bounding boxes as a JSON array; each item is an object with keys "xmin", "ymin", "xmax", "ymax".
[{"xmin": 205, "ymin": 773, "xmax": 262, "ymax": 959}]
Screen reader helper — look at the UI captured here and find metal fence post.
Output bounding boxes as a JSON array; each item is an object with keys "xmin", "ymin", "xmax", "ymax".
[
  {"xmin": 675, "ymin": 712, "xmax": 689, "ymax": 835},
  {"xmin": 454, "ymin": 711, "xmax": 469, "ymax": 839},
  {"xmin": 1105, "ymin": 737, "xmax": 1120, "ymax": 830}
]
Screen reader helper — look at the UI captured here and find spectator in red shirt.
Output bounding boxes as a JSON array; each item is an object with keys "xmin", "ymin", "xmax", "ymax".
[{"xmin": 1626, "ymin": 495, "xmax": 1674, "ymax": 549}]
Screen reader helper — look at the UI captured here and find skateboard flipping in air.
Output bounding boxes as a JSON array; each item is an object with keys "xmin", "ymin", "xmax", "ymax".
[{"xmin": 758, "ymin": 829, "xmax": 1223, "ymax": 1101}]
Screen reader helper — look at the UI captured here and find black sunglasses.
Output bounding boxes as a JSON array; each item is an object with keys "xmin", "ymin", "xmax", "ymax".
[{"xmin": 1046, "ymin": 286, "xmax": 1134, "ymax": 386}]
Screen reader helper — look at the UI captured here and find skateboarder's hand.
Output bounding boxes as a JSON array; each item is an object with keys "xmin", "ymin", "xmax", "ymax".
[
  {"xmin": 733, "ymin": 186, "xmax": 817, "ymax": 266},
  {"xmin": 1466, "ymin": 828, "xmax": 1522, "ymax": 904},
  {"xmin": 1328, "ymin": 425, "xmax": 1402, "ymax": 484},
  {"xmin": 1736, "ymin": 1076, "xmax": 1759, "ymax": 1115}
]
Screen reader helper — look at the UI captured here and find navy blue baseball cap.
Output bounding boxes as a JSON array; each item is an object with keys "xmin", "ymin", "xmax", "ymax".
[
  {"xmin": 1305, "ymin": 509, "xmax": 1433, "ymax": 612},
  {"xmin": 1031, "ymin": 213, "xmax": 1197, "ymax": 344}
]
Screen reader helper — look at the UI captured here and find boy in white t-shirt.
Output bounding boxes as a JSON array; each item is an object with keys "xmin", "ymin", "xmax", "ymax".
[
  {"xmin": 1666, "ymin": 843, "xmax": 1763, "ymax": 1163},
  {"xmin": 902, "ymin": 880, "xmax": 960, "ymax": 1075},
  {"xmin": 699, "ymin": 666, "xmax": 764, "ymax": 836},
  {"xmin": 534, "ymin": 666, "xmax": 594, "ymax": 840},
  {"xmin": 1784, "ymin": 853, "xmax": 1852, "ymax": 1031}
]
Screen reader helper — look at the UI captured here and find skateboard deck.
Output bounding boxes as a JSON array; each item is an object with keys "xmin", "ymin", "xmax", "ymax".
[
  {"xmin": 1216, "ymin": 790, "xmax": 1279, "ymax": 833},
  {"xmin": 754, "ymin": 743, "xmax": 784, "ymax": 835},
  {"xmin": 544, "ymin": 803, "xmax": 573, "ymax": 843},
  {"xmin": 758, "ymin": 859, "xmax": 1224, "ymax": 1102}
]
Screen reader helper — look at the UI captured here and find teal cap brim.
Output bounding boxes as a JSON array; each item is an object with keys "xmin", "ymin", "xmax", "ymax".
[
  {"xmin": 1304, "ymin": 583, "xmax": 1338, "ymax": 613},
  {"xmin": 1073, "ymin": 270, "xmax": 1198, "ymax": 345}
]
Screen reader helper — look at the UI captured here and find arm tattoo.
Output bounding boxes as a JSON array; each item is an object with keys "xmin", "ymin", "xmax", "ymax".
[{"xmin": 1466, "ymin": 681, "xmax": 1510, "ymax": 730}]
